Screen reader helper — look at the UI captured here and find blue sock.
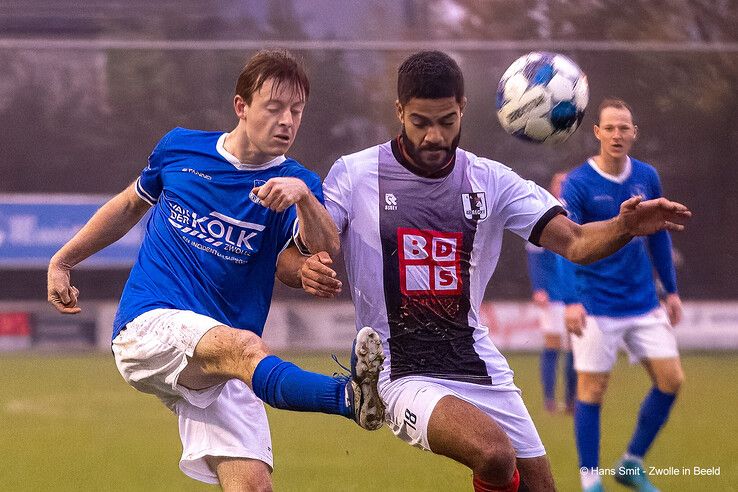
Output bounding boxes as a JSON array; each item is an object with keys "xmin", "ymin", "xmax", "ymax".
[
  {"xmin": 627, "ymin": 387, "xmax": 677, "ymax": 457},
  {"xmin": 540, "ymin": 349, "xmax": 559, "ymax": 402},
  {"xmin": 251, "ymin": 355, "xmax": 351, "ymax": 418},
  {"xmin": 575, "ymin": 400, "xmax": 601, "ymax": 470},
  {"xmin": 565, "ymin": 351, "xmax": 577, "ymax": 405}
]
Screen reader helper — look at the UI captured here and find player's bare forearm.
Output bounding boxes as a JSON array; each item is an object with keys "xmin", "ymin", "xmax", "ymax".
[
  {"xmin": 540, "ymin": 196, "xmax": 690, "ymax": 265},
  {"xmin": 567, "ymin": 217, "xmax": 632, "ymax": 264},
  {"xmin": 276, "ymin": 246, "xmax": 305, "ymax": 288},
  {"xmin": 539, "ymin": 214, "xmax": 630, "ymax": 265},
  {"xmin": 295, "ymin": 194, "xmax": 340, "ymax": 257},
  {"xmin": 48, "ymin": 182, "xmax": 149, "ymax": 313},
  {"xmin": 51, "ymin": 182, "xmax": 150, "ymax": 269}
]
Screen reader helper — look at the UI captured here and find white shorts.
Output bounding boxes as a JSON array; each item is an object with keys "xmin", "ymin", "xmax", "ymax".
[
  {"xmin": 571, "ymin": 307, "xmax": 679, "ymax": 373},
  {"xmin": 380, "ymin": 376, "xmax": 546, "ymax": 459},
  {"xmin": 112, "ymin": 308, "xmax": 273, "ymax": 484},
  {"xmin": 538, "ymin": 302, "xmax": 568, "ymax": 338}
]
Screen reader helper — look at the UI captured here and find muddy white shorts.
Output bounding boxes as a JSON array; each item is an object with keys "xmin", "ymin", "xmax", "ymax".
[
  {"xmin": 380, "ymin": 375, "xmax": 546, "ymax": 459},
  {"xmin": 112, "ymin": 308, "xmax": 273, "ymax": 484},
  {"xmin": 571, "ymin": 307, "xmax": 679, "ymax": 373}
]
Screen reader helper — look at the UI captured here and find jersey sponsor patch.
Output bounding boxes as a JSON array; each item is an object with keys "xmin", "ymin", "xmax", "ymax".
[
  {"xmin": 166, "ymin": 200, "xmax": 265, "ymax": 262},
  {"xmin": 462, "ymin": 192, "xmax": 487, "ymax": 220},
  {"xmin": 397, "ymin": 227, "xmax": 462, "ymax": 296}
]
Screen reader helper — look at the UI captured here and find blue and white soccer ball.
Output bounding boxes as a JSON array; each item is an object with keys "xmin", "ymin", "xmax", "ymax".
[{"xmin": 496, "ymin": 52, "xmax": 589, "ymax": 144}]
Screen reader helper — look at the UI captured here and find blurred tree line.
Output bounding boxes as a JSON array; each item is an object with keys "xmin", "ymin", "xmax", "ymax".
[{"xmin": 0, "ymin": 0, "xmax": 735, "ymax": 299}]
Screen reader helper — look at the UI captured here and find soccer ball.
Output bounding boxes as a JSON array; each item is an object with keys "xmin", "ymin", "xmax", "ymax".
[{"xmin": 496, "ymin": 52, "xmax": 589, "ymax": 144}]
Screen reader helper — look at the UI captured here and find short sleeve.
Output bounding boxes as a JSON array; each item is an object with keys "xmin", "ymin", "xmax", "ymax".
[
  {"xmin": 493, "ymin": 168, "xmax": 563, "ymax": 242},
  {"xmin": 323, "ymin": 157, "xmax": 351, "ymax": 235},
  {"xmin": 135, "ymin": 130, "xmax": 176, "ymax": 205}
]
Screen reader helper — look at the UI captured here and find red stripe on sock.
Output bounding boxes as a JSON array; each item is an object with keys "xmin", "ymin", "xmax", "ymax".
[{"xmin": 473, "ymin": 467, "xmax": 520, "ymax": 492}]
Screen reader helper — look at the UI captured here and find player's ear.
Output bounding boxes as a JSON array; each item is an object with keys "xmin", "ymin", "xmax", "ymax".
[
  {"xmin": 395, "ymin": 100, "xmax": 403, "ymax": 122},
  {"xmin": 459, "ymin": 97, "xmax": 468, "ymax": 114},
  {"xmin": 234, "ymin": 95, "xmax": 248, "ymax": 120},
  {"xmin": 593, "ymin": 123, "xmax": 601, "ymax": 140},
  {"xmin": 633, "ymin": 125, "xmax": 638, "ymax": 139}
]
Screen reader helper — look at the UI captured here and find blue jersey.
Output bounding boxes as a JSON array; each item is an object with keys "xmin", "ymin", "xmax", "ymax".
[
  {"xmin": 113, "ymin": 128, "xmax": 323, "ymax": 339},
  {"xmin": 561, "ymin": 157, "xmax": 677, "ymax": 317},
  {"xmin": 525, "ymin": 244, "xmax": 576, "ymax": 303}
]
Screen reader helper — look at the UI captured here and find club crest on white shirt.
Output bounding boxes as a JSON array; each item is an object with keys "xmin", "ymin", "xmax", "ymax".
[{"xmin": 462, "ymin": 192, "xmax": 487, "ymax": 220}]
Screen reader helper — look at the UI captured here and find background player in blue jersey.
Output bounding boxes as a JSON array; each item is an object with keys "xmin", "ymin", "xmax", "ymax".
[
  {"xmin": 46, "ymin": 49, "xmax": 385, "ymax": 490},
  {"xmin": 526, "ymin": 172, "xmax": 577, "ymax": 414},
  {"xmin": 306, "ymin": 51, "xmax": 690, "ymax": 492},
  {"xmin": 562, "ymin": 99, "xmax": 685, "ymax": 492}
]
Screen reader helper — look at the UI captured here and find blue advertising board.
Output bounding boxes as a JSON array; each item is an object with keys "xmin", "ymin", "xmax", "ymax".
[{"xmin": 0, "ymin": 194, "xmax": 147, "ymax": 268}]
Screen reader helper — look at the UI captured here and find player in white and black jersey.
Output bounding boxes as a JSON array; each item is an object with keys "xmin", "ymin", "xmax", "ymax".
[{"xmin": 303, "ymin": 51, "xmax": 691, "ymax": 492}]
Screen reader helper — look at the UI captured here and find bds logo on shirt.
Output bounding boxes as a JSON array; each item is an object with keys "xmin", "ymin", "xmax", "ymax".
[{"xmin": 397, "ymin": 227, "xmax": 462, "ymax": 296}]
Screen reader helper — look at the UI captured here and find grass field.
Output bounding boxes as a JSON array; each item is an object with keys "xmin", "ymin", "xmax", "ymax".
[{"xmin": 1, "ymin": 353, "xmax": 736, "ymax": 491}]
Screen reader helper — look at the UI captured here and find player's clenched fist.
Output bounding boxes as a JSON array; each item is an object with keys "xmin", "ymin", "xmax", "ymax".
[
  {"xmin": 47, "ymin": 261, "xmax": 82, "ymax": 314},
  {"xmin": 300, "ymin": 251, "xmax": 342, "ymax": 298},
  {"xmin": 252, "ymin": 177, "xmax": 310, "ymax": 212}
]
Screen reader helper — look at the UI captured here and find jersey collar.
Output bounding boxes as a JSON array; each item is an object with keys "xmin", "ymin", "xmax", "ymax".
[
  {"xmin": 216, "ymin": 133, "xmax": 287, "ymax": 171},
  {"xmin": 587, "ymin": 156, "xmax": 632, "ymax": 184}
]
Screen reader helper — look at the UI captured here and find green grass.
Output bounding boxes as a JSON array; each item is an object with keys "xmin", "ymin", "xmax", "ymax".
[{"xmin": 1, "ymin": 353, "xmax": 736, "ymax": 491}]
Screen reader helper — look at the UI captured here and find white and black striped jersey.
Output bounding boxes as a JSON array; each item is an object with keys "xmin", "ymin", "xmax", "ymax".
[{"xmin": 324, "ymin": 139, "xmax": 563, "ymax": 385}]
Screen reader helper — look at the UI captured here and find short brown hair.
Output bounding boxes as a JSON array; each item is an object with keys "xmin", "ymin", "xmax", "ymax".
[
  {"xmin": 235, "ymin": 49, "xmax": 310, "ymax": 104},
  {"xmin": 598, "ymin": 98, "xmax": 634, "ymax": 123}
]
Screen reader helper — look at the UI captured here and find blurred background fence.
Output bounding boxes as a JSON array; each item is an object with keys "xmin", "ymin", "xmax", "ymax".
[{"xmin": 0, "ymin": 0, "xmax": 736, "ymax": 351}]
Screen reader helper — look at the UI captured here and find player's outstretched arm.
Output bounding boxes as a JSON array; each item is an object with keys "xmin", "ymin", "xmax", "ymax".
[
  {"xmin": 539, "ymin": 196, "xmax": 691, "ymax": 265},
  {"xmin": 47, "ymin": 182, "xmax": 151, "ymax": 313}
]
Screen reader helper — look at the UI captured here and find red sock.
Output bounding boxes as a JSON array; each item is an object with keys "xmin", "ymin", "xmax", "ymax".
[{"xmin": 473, "ymin": 467, "xmax": 520, "ymax": 492}]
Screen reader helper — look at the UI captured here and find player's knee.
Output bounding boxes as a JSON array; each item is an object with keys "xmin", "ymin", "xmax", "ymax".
[
  {"xmin": 578, "ymin": 374, "xmax": 609, "ymax": 403},
  {"xmin": 475, "ymin": 442, "xmax": 517, "ymax": 483},
  {"xmin": 196, "ymin": 326, "xmax": 269, "ymax": 379},
  {"xmin": 233, "ymin": 329, "xmax": 269, "ymax": 366},
  {"xmin": 658, "ymin": 368, "xmax": 684, "ymax": 394}
]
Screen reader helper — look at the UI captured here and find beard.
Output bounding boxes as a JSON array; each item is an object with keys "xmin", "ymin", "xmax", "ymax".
[{"xmin": 400, "ymin": 126, "xmax": 461, "ymax": 171}]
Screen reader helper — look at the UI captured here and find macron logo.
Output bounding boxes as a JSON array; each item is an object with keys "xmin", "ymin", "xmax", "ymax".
[{"xmin": 385, "ymin": 193, "xmax": 398, "ymax": 211}]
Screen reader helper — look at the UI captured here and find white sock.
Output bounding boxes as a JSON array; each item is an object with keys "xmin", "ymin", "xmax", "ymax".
[{"xmin": 580, "ymin": 469, "xmax": 601, "ymax": 489}]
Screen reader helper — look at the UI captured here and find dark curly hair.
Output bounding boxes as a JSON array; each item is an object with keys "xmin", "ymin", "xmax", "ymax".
[{"xmin": 397, "ymin": 51, "xmax": 464, "ymax": 105}]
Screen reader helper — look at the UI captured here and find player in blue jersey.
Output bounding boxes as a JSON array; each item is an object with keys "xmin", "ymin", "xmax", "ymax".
[
  {"xmin": 46, "ymin": 49, "xmax": 385, "ymax": 490},
  {"xmin": 302, "ymin": 51, "xmax": 690, "ymax": 492},
  {"xmin": 526, "ymin": 172, "xmax": 577, "ymax": 414},
  {"xmin": 562, "ymin": 99, "xmax": 685, "ymax": 492}
]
